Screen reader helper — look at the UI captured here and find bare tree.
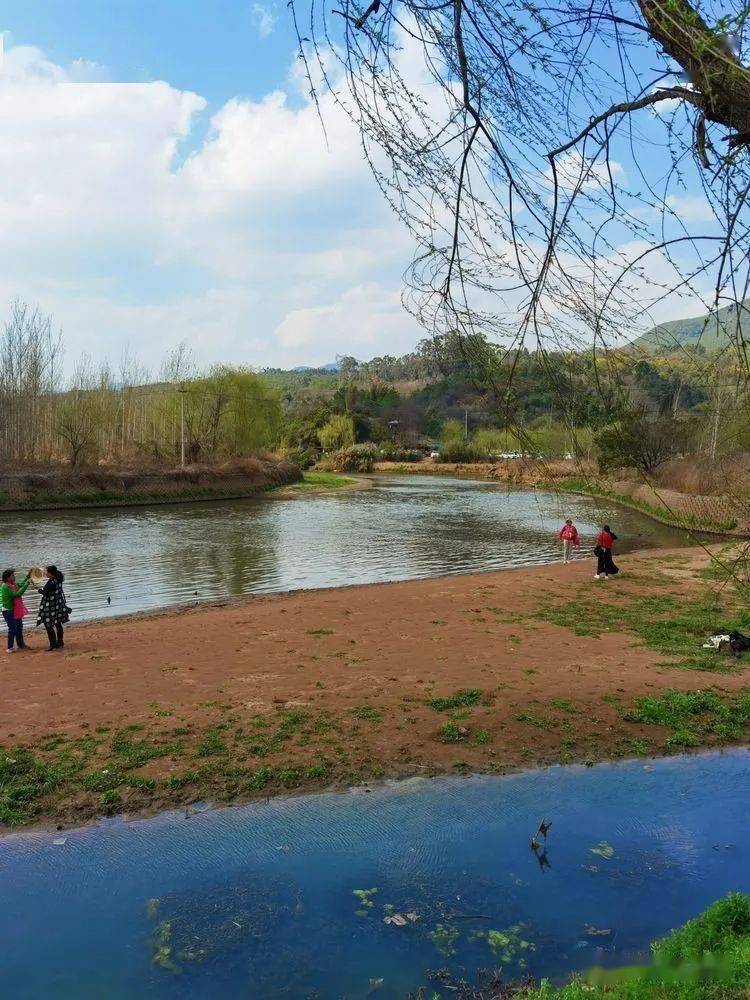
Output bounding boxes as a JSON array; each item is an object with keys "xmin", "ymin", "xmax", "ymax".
[
  {"xmin": 295, "ymin": 0, "xmax": 750, "ymax": 428},
  {"xmin": 56, "ymin": 356, "xmax": 108, "ymax": 468},
  {"xmin": 0, "ymin": 301, "xmax": 62, "ymax": 464}
]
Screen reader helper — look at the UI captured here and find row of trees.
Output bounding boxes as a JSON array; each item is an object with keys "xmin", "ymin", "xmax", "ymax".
[
  {"xmin": 0, "ymin": 303, "xmax": 281, "ymax": 469},
  {"xmin": 278, "ymin": 327, "xmax": 750, "ymax": 472}
]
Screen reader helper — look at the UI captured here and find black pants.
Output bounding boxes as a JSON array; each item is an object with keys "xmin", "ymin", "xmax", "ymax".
[
  {"xmin": 597, "ymin": 548, "xmax": 619, "ymax": 576},
  {"xmin": 45, "ymin": 622, "xmax": 64, "ymax": 648}
]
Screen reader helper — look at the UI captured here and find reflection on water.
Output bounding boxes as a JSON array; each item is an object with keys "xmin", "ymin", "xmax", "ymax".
[
  {"xmin": 0, "ymin": 751, "xmax": 748, "ymax": 999},
  {"xmin": 0, "ymin": 475, "xmax": 693, "ymax": 620}
]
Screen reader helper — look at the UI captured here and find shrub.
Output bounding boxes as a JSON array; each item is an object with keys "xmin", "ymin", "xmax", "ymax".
[
  {"xmin": 322, "ymin": 443, "xmax": 378, "ymax": 473},
  {"xmin": 318, "ymin": 414, "xmax": 356, "ymax": 451},
  {"xmin": 378, "ymin": 444, "xmax": 422, "ymax": 462},
  {"xmin": 439, "ymin": 441, "xmax": 476, "ymax": 463},
  {"xmin": 283, "ymin": 447, "xmax": 316, "ymax": 470}
]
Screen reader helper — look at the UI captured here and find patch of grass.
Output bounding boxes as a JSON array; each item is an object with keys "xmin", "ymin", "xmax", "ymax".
[
  {"xmin": 475, "ymin": 729, "xmax": 491, "ymax": 745},
  {"xmin": 194, "ymin": 727, "xmax": 227, "ymax": 757},
  {"xmin": 624, "ymin": 687, "xmax": 750, "ymax": 748},
  {"xmin": 111, "ymin": 731, "xmax": 180, "ymax": 767},
  {"xmin": 515, "ymin": 712, "xmax": 559, "ymax": 731},
  {"xmin": 299, "ymin": 471, "xmax": 356, "ymax": 490},
  {"xmin": 536, "ymin": 587, "xmax": 750, "ymax": 672},
  {"xmin": 514, "ymin": 893, "xmax": 750, "ymax": 998},
  {"xmin": 83, "ymin": 768, "xmax": 126, "ymax": 792},
  {"xmin": 428, "ymin": 689, "xmax": 483, "ymax": 712},
  {"xmin": 248, "ymin": 766, "xmax": 274, "ymax": 789},
  {"xmin": 550, "ymin": 697, "xmax": 577, "ymax": 713},
  {"xmin": 349, "ymin": 706, "xmax": 383, "ymax": 723},
  {"xmin": 148, "ymin": 700, "xmax": 173, "ymax": 718},
  {"xmin": 0, "ymin": 748, "xmax": 81, "ymax": 825},
  {"xmin": 439, "ymin": 721, "xmax": 467, "ymax": 743},
  {"xmin": 162, "ymin": 772, "xmax": 198, "ymax": 790},
  {"xmin": 307, "ymin": 628, "xmax": 334, "ymax": 636},
  {"xmin": 99, "ymin": 789, "xmax": 121, "ymax": 809}
]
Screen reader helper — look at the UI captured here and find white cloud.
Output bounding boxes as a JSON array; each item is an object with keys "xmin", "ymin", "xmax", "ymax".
[
  {"xmin": 544, "ymin": 150, "xmax": 624, "ymax": 195},
  {"xmin": 0, "ymin": 40, "xmax": 423, "ymax": 371},
  {"xmin": 277, "ymin": 283, "xmax": 419, "ymax": 358},
  {"xmin": 665, "ymin": 193, "xmax": 715, "ymax": 223},
  {"xmin": 251, "ymin": 4, "xmax": 277, "ymax": 39}
]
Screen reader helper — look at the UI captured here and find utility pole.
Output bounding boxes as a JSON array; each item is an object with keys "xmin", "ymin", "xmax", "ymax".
[
  {"xmin": 465, "ymin": 408, "xmax": 468, "ymax": 440},
  {"xmin": 179, "ymin": 386, "xmax": 186, "ymax": 468}
]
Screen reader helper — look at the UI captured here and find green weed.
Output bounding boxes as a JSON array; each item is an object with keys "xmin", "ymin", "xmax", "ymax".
[{"xmin": 428, "ymin": 689, "xmax": 483, "ymax": 712}]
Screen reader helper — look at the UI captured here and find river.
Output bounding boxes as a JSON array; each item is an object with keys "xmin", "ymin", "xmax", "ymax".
[
  {"xmin": 0, "ymin": 750, "xmax": 747, "ymax": 998},
  {"xmin": 3, "ymin": 475, "xmax": 694, "ymax": 620}
]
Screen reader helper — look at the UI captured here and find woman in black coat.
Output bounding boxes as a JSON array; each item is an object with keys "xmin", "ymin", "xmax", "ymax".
[{"xmin": 37, "ymin": 565, "xmax": 70, "ymax": 651}]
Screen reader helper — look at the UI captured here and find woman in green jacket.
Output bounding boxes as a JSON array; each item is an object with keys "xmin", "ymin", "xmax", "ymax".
[{"xmin": 1, "ymin": 569, "xmax": 32, "ymax": 652}]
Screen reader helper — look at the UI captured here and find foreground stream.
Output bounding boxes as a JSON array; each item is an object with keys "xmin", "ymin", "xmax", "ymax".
[
  {"xmin": 1, "ymin": 751, "xmax": 748, "ymax": 998},
  {"xmin": 1, "ymin": 475, "xmax": 693, "ymax": 620}
]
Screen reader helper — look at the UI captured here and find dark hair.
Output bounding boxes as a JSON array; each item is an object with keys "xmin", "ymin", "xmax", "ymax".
[
  {"xmin": 2, "ymin": 569, "xmax": 14, "ymax": 582},
  {"xmin": 602, "ymin": 525, "xmax": 611, "ymax": 532},
  {"xmin": 46, "ymin": 565, "xmax": 64, "ymax": 583}
]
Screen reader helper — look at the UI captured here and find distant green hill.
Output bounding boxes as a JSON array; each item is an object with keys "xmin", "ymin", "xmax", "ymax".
[{"xmin": 633, "ymin": 300, "xmax": 749, "ymax": 354}]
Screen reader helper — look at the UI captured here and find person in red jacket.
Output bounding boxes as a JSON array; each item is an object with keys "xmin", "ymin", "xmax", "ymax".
[
  {"xmin": 594, "ymin": 525, "xmax": 619, "ymax": 579},
  {"xmin": 558, "ymin": 518, "xmax": 580, "ymax": 564}
]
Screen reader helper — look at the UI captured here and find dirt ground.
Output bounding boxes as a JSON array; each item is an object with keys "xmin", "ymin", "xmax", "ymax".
[{"xmin": 3, "ymin": 544, "xmax": 749, "ymax": 830}]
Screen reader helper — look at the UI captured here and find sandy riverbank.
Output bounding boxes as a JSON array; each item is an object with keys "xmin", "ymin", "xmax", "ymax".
[{"xmin": 3, "ymin": 544, "xmax": 749, "ymax": 831}]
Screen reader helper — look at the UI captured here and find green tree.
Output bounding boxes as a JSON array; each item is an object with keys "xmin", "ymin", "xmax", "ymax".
[
  {"xmin": 318, "ymin": 414, "xmax": 355, "ymax": 451},
  {"xmin": 595, "ymin": 412, "xmax": 689, "ymax": 475},
  {"xmin": 440, "ymin": 418, "xmax": 465, "ymax": 446}
]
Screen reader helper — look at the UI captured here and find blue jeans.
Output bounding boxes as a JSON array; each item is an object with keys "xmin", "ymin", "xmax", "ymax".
[{"xmin": 3, "ymin": 610, "xmax": 24, "ymax": 649}]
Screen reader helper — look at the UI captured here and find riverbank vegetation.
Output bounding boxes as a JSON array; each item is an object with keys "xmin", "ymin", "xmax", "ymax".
[
  {"xmin": 0, "ymin": 302, "xmax": 282, "ymax": 471},
  {"xmin": 410, "ymin": 894, "xmax": 750, "ymax": 998},
  {"xmin": 269, "ymin": 327, "xmax": 750, "ymax": 531},
  {"xmin": 3, "ymin": 299, "xmax": 749, "ymax": 517}
]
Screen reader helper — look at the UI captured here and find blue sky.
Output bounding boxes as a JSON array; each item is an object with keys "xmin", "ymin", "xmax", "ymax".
[
  {"xmin": 0, "ymin": 0, "xmax": 297, "ymax": 104},
  {"xmin": 0, "ymin": 1, "xmax": 424, "ymax": 373},
  {"xmin": 0, "ymin": 2, "xmax": 720, "ymax": 376}
]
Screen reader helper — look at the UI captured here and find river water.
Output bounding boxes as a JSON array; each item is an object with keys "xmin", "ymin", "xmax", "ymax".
[
  {"xmin": 2, "ymin": 475, "xmax": 693, "ymax": 620},
  {"xmin": 1, "ymin": 750, "xmax": 748, "ymax": 999}
]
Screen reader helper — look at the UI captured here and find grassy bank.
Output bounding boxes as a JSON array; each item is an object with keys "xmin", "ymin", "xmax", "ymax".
[
  {"xmin": 0, "ymin": 457, "xmax": 303, "ymax": 512},
  {"xmin": 555, "ymin": 479, "xmax": 740, "ymax": 536},
  {"xmin": 295, "ymin": 471, "xmax": 358, "ymax": 490},
  {"xmin": 412, "ymin": 894, "xmax": 750, "ymax": 998},
  {"xmin": 7, "ymin": 680, "xmax": 750, "ymax": 829}
]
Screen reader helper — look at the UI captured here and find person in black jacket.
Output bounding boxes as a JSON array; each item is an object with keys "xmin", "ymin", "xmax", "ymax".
[{"xmin": 36, "ymin": 565, "xmax": 70, "ymax": 651}]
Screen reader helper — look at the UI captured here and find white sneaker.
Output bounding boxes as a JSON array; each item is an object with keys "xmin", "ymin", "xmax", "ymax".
[
  {"xmin": 5, "ymin": 648, "xmax": 15, "ymax": 653},
  {"xmin": 594, "ymin": 574, "xmax": 600, "ymax": 579}
]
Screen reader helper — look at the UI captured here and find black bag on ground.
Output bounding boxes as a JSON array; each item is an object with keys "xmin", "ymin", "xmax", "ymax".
[{"xmin": 718, "ymin": 631, "xmax": 750, "ymax": 656}]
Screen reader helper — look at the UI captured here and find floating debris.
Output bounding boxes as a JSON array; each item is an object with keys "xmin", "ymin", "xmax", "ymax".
[
  {"xmin": 52, "ymin": 837, "xmax": 66, "ymax": 846},
  {"xmin": 590, "ymin": 841, "xmax": 615, "ymax": 859},
  {"xmin": 383, "ymin": 911, "xmax": 419, "ymax": 927},
  {"xmin": 584, "ymin": 924, "xmax": 613, "ymax": 938}
]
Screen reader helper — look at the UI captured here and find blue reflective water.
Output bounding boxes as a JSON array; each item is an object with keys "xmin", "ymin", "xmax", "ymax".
[
  {"xmin": 2, "ymin": 751, "xmax": 748, "ymax": 999},
  {"xmin": 0, "ymin": 475, "xmax": 692, "ymax": 620}
]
